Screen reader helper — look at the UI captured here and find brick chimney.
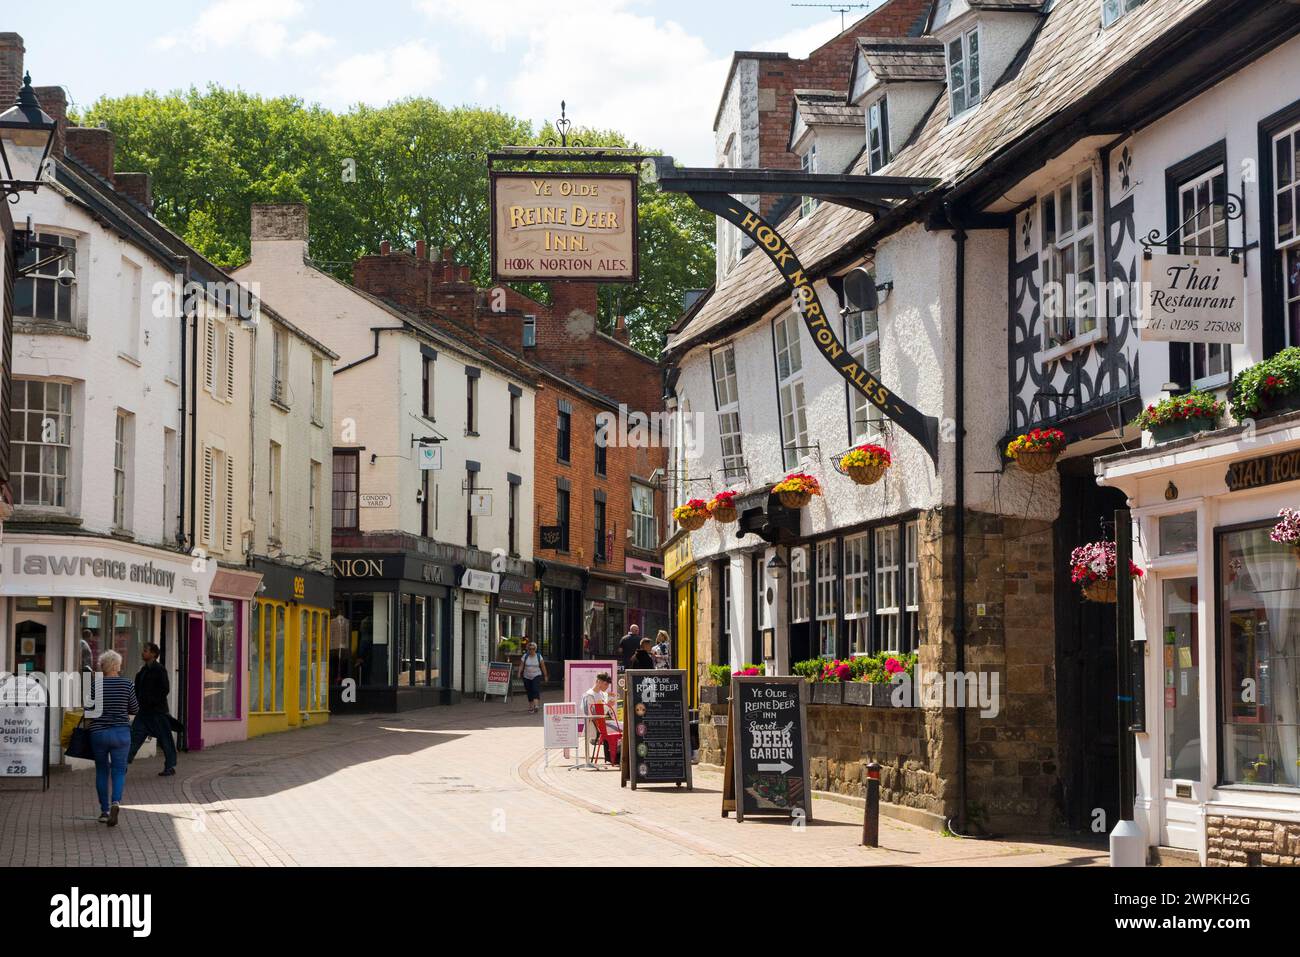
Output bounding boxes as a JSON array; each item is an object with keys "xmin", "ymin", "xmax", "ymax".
[
  {"xmin": 352, "ymin": 243, "xmax": 432, "ymax": 311},
  {"xmin": 115, "ymin": 172, "xmax": 153, "ymax": 212},
  {"xmin": 65, "ymin": 126, "xmax": 115, "ymax": 185},
  {"xmin": 426, "ymin": 246, "xmax": 477, "ymax": 324},
  {"xmin": 551, "ymin": 281, "xmax": 599, "ymax": 320},
  {"xmin": 31, "ymin": 85, "xmax": 66, "ymax": 158},
  {"xmin": 0, "ymin": 33, "xmax": 23, "ymax": 111},
  {"xmin": 613, "ymin": 314, "xmax": 630, "ymax": 344}
]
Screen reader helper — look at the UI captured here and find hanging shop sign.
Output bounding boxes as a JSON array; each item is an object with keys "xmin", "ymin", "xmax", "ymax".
[
  {"xmin": 1139, "ymin": 253, "xmax": 1245, "ymax": 344},
  {"xmin": 722, "ymin": 675, "xmax": 812, "ymax": 822},
  {"xmin": 460, "ymin": 569, "xmax": 500, "ymax": 594},
  {"xmin": 688, "ymin": 193, "xmax": 939, "ymax": 463},
  {"xmin": 539, "ymin": 525, "xmax": 564, "ymax": 550},
  {"xmin": 497, "ymin": 575, "xmax": 536, "ymax": 614},
  {"xmin": 418, "ymin": 446, "xmax": 443, "ymax": 470},
  {"xmin": 1224, "ymin": 448, "xmax": 1300, "ymax": 492},
  {"xmin": 621, "ymin": 669, "xmax": 692, "ymax": 790},
  {"xmin": 490, "ymin": 172, "xmax": 638, "ymax": 283},
  {"xmin": 469, "ymin": 493, "xmax": 493, "ymax": 517}
]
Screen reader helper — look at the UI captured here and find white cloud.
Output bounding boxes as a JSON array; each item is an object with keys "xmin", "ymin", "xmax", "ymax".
[
  {"xmin": 154, "ymin": 0, "xmax": 335, "ymax": 59},
  {"xmin": 751, "ymin": 15, "xmax": 843, "ymax": 60},
  {"xmin": 417, "ymin": 0, "xmax": 728, "ymax": 164},
  {"xmin": 315, "ymin": 41, "xmax": 443, "ymax": 107}
]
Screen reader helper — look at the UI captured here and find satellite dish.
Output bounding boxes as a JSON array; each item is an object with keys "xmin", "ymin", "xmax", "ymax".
[{"xmin": 841, "ymin": 266, "xmax": 878, "ymax": 314}]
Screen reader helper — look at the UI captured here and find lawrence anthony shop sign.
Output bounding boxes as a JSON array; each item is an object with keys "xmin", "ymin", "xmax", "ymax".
[
  {"xmin": 490, "ymin": 172, "xmax": 637, "ymax": 283},
  {"xmin": 1225, "ymin": 449, "xmax": 1300, "ymax": 492}
]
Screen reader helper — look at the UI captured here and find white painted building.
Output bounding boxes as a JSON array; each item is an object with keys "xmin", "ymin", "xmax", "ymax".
[{"xmin": 235, "ymin": 206, "xmax": 538, "ymax": 707}]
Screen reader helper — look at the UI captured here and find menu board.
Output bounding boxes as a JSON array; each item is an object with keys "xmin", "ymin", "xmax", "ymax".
[
  {"xmin": 729, "ymin": 676, "xmax": 811, "ymax": 821},
  {"xmin": 624, "ymin": 669, "xmax": 692, "ymax": 790}
]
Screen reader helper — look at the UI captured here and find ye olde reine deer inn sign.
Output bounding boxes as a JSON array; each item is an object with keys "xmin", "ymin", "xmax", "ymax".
[{"xmin": 490, "ymin": 171, "xmax": 638, "ymax": 283}]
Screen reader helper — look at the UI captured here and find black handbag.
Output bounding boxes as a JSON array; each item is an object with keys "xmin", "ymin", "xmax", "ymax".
[{"xmin": 65, "ymin": 715, "xmax": 94, "ymax": 761}]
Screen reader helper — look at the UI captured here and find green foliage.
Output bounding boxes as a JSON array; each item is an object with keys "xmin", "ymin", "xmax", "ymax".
[
  {"xmin": 81, "ymin": 88, "xmax": 714, "ymax": 359},
  {"xmin": 707, "ymin": 664, "xmax": 731, "ymax": 687},
  {"xmin": 793, "ymin": 652, "xmax": 918, "ymax": 684},
  {"xmin": 1131, "ymin": 390, "xmax": 1224, "ymax": 430},
  {"xmin": 1228, "ymin": 346, "xmax": 1300, "ymax": 420}
]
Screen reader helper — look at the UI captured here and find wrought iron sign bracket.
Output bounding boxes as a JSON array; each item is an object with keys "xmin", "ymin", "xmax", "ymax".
[{"xmin": 1140, "ymin": 191, "xmax": 1254, "ymax": 274}]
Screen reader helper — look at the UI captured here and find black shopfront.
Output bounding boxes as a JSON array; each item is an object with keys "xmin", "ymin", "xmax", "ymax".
[
  {"xmin": 330, "ymin": 550, "xmax": 455, "ymax": 712},
  {"xmin": 537, "ymin": 559, "xmax": 584, "ymax": 667}
]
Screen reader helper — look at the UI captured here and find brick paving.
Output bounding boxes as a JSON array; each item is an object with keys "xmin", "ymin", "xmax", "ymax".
[{"xmin": 0, "ymin": 700, "xmax": 1107, "ymax": 867}]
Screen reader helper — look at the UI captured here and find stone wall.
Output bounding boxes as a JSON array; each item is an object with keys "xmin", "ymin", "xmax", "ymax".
[{"xmin": 1207, "ymin": 815, "xmax": 1300, "ymax": 866}]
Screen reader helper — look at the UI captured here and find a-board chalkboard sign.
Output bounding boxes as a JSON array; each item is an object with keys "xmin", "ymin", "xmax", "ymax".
[
  {"xmin": 726, "ymin": 676, "xmax": 811, "ymax": 822},
  {"xmin": 623, "ymin": 669, "xmax": 692, "ymax": 790}
]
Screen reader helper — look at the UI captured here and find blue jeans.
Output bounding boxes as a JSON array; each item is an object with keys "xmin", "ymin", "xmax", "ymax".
[
  {"xmin": 129, "ymin": 713, "xmax": 177, "ymax": 770},
  {"xmin": 91, "ymin": 726, "xmax": 131, "ymax": 813}
]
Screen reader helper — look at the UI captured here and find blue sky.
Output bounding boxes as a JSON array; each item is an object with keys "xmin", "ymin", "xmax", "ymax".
[{"xmin": 5, "ymin": 0, "xmax": 877, "ymax": 164}]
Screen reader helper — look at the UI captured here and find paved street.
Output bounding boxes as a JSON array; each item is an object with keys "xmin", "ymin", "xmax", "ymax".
[{"xmin": 1, "ymin": 700, "xmax": 1106, "ymax": 867}]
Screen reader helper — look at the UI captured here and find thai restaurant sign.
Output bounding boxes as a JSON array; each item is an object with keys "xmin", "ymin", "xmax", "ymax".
[
  {"xmin": 1138, "ymin": 253, "xmax": 1245, "ymax": 344},
  {"xmin": 490, "ymin": 172, "xmax": 638, "ymax": 283}
]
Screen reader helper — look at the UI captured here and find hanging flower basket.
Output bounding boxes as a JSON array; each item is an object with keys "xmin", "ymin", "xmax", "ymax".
[
  {"xmin": 1070, "ymin": 540, "xmax": 1144, "ymax": 603},
  {"xmin": 1269, "ymin": 508, "xmax": 1300, "ymax": 567},
  {"xmin": 708, "ymin": 490, "xmax": 739, "ymax": 524},
  {"xmin": 772, "ymin": 473, "xmax": 821, "ymax": 510},
  {"xmin": 1005, "ymin": 428, "xmax": 1066, "ymax": 474},
  {"xmin": 839, "ymin": 444, "xmax": 891, "ymax": 486},
  {"xmin": 673, "ymin": 499, "xmax": 709, "ymax": 531}
]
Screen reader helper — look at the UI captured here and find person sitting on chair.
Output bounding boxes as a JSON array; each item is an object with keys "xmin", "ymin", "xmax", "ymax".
[{"xmin": 579, "ymin": 673, "xmax": 617, "ymax": 764}]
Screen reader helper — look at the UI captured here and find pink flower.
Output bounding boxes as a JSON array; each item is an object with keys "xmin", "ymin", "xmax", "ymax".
[{"xmin": 884, "ymin": 657, "xmax": 904, "ymax": 674}]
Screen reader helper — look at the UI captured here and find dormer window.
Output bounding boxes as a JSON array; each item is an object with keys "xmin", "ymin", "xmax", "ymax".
[
  {"xmin": 1102, "ymin": 0, "xmax": 1146, "ymax": 27},
  {"xmin": 867, "ymin": 98, "xmax": 890, "ymax": 173},
  {"xmin": 946, "ymin": 27, "xmax": 981, "ymax": 118},
  {"xmin": 801, "ymin": 144, "xmax": 818, "ymax": 218}
]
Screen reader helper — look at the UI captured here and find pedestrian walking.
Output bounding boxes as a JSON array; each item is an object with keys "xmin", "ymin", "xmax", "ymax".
[
  {"xmin": 518, "ymin": 642, "xmax": 548, "ymax": 714},
  {"xmin": 128, "ymin": 642, "xmax": 177, "ymax": 776},
  {"xmin": 618, "ymin": 623, "xmax": 641, "ymax": 669},
  {"xmin": 88, "ymin": 650, "xmax": 138, "ymax": 827},
  {"xmin": 653, "ymin": 630, "xmax": 670, "ymax": 668}
]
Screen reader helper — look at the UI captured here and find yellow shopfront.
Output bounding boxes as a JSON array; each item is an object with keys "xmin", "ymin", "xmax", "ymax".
[
  {"xmin": 664, "ymin": 532, "xmax": 698, "ymax": 708},
  {"xmin": 248, "ymin": 560, "xmax": 333, "ymax": 737}
]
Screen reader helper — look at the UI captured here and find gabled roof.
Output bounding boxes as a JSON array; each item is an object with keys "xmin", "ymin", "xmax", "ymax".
[
  {"xmin": 792, "ymin": 90, "xmax": 862, "ymax": 127},
  {"xmin": 927, "ymin": 0, "xmax": 1047, "ymax": 33},
  {"xmin": 850, "ymin": 36, "xmax": 947, "ymax": 91},
  {"xmin": 667, "ymin": 0, "xmax": 1220, "ymax": 355}
]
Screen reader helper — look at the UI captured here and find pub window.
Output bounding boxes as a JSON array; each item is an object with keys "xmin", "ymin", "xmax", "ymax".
[
  {"xmin": 867, "ymin": 97, "xmax": 890, "ymax": 173},
  {"xmin": 773, "ymin": 314, "xmax": 810, "ymax": 470},
  {"xmin": 815, "ymin": 540, "xmax": 838, "ymax": 657},
  {"xmin": 874, "ymin": 525, "xmax": 901, "ymax": 653},
  {"xmin": 594, "ymin": 415, "xmax": 607, "ymax": 476},
  {"xmin": 711, "ymin": 344, "xmax": 745, "ymax": 481},
  {"xmin": 946, "ymin": 26, "xmax": 980, "ymax": 118},
  {"xmin": 332, "ymin": 450, "xmax": 359, "ymax": 531},
  {"xmin": 1217, "ymin": 523, "xmax": 1299, "ymax": 789},
  {"xmin": 800, "ymin": 142, "xmax": 818, "ymax": 218},
  {"xmin": 1102, "ymin": 0, "xmax": 1146, "ymax": 27},
  {"xmin": 1179, "ymin": 164, "xmax": 1231, "ymax": 388},
  {"xmin": 843, "ymin": 532, "xmax": 871, "ymax": 654},
  {"xmin": 1040, "ymin": 166, "xmax": 1100, "ymax": 351},
  {"xmin": 1273, "ymin": 121, "xmax": 1300, "ymax": 348},
  {"xmin": 632, "ymin": 482, "xmax": 657, "ymax": 551},
  {"xmin": 14, "ymin": 231, "xmax": 77, "ymax": 324},
  {"xmin": 790, "ymin": 546, "xmax": 811, "ymax": 625},
  {"xmin": 844, "ymin": 276, "xmax": 883, "ymax": 443}
]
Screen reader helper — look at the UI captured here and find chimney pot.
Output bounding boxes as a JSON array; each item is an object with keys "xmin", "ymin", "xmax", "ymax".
[
  {"xmin": 380, "ymin": 240, "xmax": 391, "ymax": 255},
  {"xmin": 442, "ymin": 246, "xmax": 453, "ymax": 263},
  {"xmin": 416, "ymin": 239, "xmax": 426, "ymax": 260}
]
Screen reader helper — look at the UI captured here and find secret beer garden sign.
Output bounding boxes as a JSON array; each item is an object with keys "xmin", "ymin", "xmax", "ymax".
[{"xmin": 723, "ymin": 675, "xmax": 812, "ymax": 822}]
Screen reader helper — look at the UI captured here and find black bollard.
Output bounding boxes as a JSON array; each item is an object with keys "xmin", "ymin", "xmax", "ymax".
[{"xmin": 862, "ymin": 761, "xmax": 881, "ymax": 847}]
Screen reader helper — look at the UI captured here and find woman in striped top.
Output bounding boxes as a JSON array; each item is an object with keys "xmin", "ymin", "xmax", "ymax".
[{"xmin": 89, "ymin": 649, "xmax": 138, "ymax": 826}]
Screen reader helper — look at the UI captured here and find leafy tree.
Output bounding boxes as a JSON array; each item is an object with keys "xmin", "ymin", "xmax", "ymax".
[{"xmin": 80, "ymin": 88, "xmax": 714, "ymax": 357}]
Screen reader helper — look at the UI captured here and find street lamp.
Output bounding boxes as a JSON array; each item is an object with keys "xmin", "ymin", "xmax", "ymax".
[
  {"xmin": 0, "ymin": 72, "xmax": 57, "ymax": 197},
  {"xmin": 766, "ymin": 552, "xmax": 788, "ymax": 582}
]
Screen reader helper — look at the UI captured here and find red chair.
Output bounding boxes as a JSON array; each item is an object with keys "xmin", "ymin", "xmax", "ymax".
[{"xmin": 588, "ymin": 701, "xmax": 621, "ymax": 767}]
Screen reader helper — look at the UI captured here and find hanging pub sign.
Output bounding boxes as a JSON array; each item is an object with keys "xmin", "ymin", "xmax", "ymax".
[
  {"xmin": 539, "ymin": 525, "xmax": 564, "ymax": 550},
  {"xmin": 1138, "ymin": 253, "xmax": 1245, "ymax": 344},
  {"xmin": 722, "ymin": 675, "xmax": 812, "ymax": 822},
  {"xmin": 490, "ymin": 172, "xmax": 638, "ymax": 283},
  {"xmin": 621, "ymin": 669, "xmax": 692, "ymax": 791}
]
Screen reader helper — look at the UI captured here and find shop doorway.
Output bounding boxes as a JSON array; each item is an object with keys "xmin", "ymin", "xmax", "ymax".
[
  {"xmin": 183, "ymin": 614, "xmax": 205, "ymax": 751},
  {"xmin": 462, "ymin": 610, "xmax": 480, "ymax": 695},
  {"xmin": 13, "ymin": 614, "xmax": 52, "ymax": 674},
  {"xmin": 1055, "ymin": 464, "xmax": 1125, "ymax": 835}
]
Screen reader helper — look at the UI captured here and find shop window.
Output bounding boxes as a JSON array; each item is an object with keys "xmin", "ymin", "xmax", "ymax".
[
  {"xmin": 815, "ymin": 540, "xmax": 837, "ymax": 657},
  {"xmin": 711, "ymin": 344, "xmax": 745, "ymax": 481},
  {"xmin": 904, "ymin": 520, "xmax": 920, "ymax": 652},
  {"xmin": 1218, "ymin": 524, "xmax": 1300, "ymax": 788},
  {"xmin": 77, "ymin": 600, "xmax": 149, "ymax": 680},
  {"xmin": 1163, "ymin": 578, "xmax": 1200, "ymax": 780},
  {"xmin": 334, "ymin": 592, "xmax": 391, "ymax": 688},
  {"xmin": 11, "ymin": 378, "xmax": 72, "ymax": 509},
  {"xmin": 251, "ymin": 600, "xmax": 286, "ymax": 714},
  {"xmin": 773, "ymin": 315, "xmax": 809, "ymax": 470},
  {"xmin": 205, "ymin": 598, "xmax": 239, "ymax": 719},
  {"xmin": 1159, "ymin": 512, "xmax": 1198, "ymax": 556}
]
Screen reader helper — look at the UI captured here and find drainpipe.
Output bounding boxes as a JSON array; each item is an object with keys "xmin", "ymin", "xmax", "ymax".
[
  {"xmin": 946, "ymin": 201, "xmax": 969, "ymax": 836},
  {"xmin": 175, "ymin": 256, "xmax": 190, "ymax": 553}
]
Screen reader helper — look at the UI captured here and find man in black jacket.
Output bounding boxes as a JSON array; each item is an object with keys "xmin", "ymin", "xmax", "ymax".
[{"xmin": 128, "ymin": 642, "xmax": 177, "ymax": 776}]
